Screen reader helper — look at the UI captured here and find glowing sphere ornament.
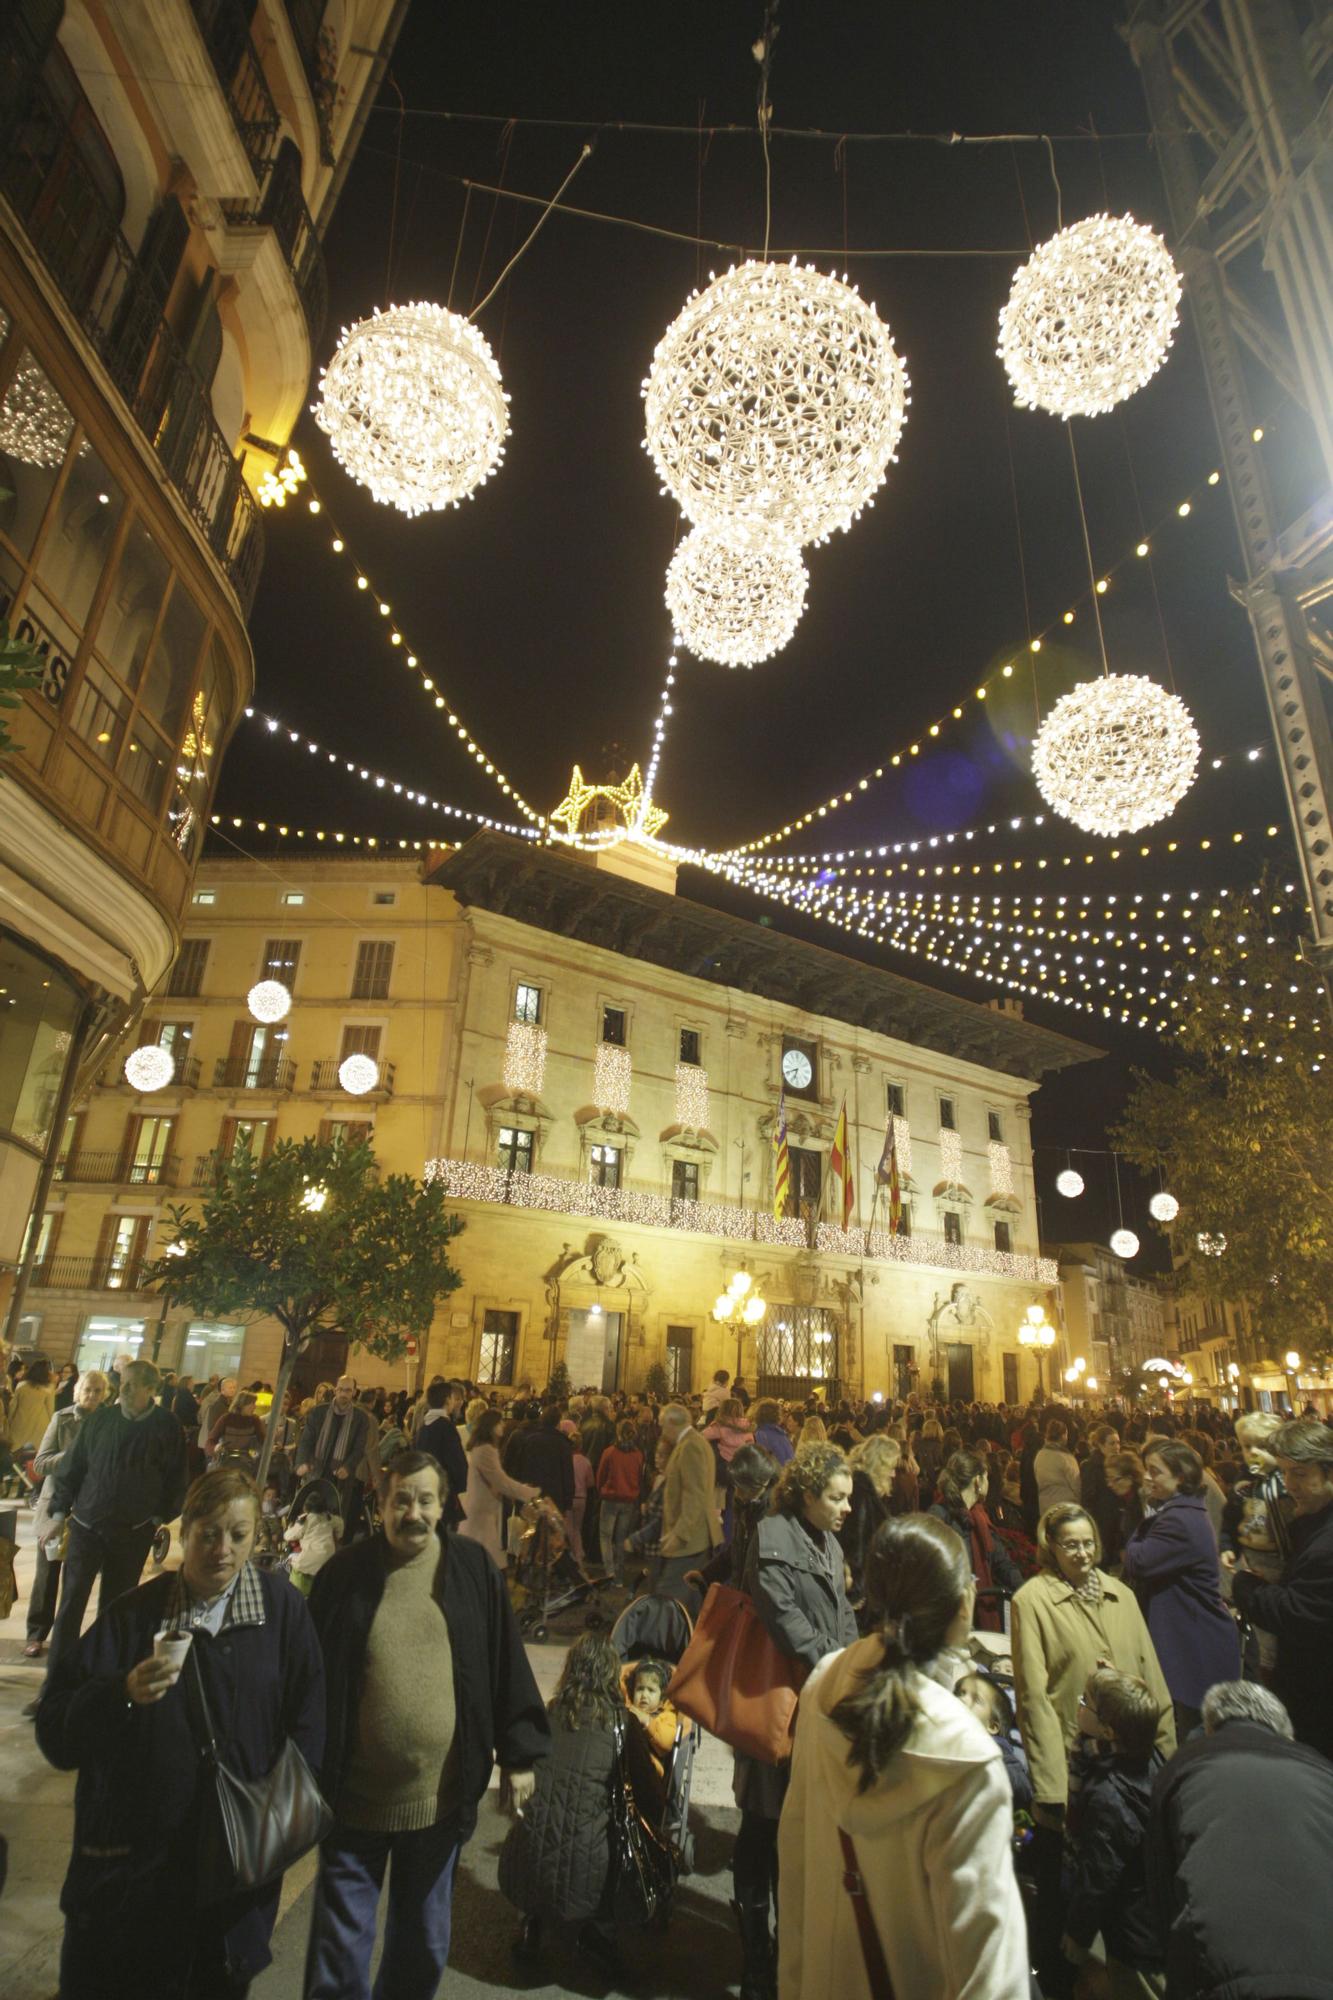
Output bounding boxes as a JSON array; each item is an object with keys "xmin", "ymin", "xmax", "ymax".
[
  {"xmin": 312, "ymin": 302, "xmax": 509, "ymax": 517},
  {"xmin": 124, "ymin": 1044, "xmax": 175, "ymax": 1092},
  {"xmin": 1056, "ymin": 1169, "xmax": 1085, "ymax": 1199},
  {"xmin": 1032, "ymin": 674, "xmax": 1199, "ymax": 837},
  {"xmin": 642, "ymin": 259, "xmax": 910, "ymax": 546},
  {"xmin": 1110, "ymin": 1228, "xmax": 1140, "ymax": 1259},
  {"xmin": 665, "ymin": 526, "xmax": 808, "ymax": 667},
  {"xmin": 1149, "ymin": 1191, "xmax": 1179, "ymax": 1224},
  {"xmin": 999, "ymin": 214, "xmax": 1181, "ymax": 419},
  {"xmin": 248, "ymin": 980, "xmax": 292, "ymax": 1024},
  {"xmin": 339, "ymin": 1054, "xmax": 380, "ymax": 1096}
]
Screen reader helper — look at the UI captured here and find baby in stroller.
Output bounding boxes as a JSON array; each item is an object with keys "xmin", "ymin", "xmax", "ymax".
[{"xmin": 283, "ymin": 1483, "xmax": 343, "ymax": 1596}]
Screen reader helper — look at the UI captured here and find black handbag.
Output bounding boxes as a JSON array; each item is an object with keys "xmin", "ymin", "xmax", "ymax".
[
  {"xmin": 608, "ymin": 1714, "xmax": 675, "ymax": 1927},
  {"xmin": 188, "ymin": 1646, "xmax": 332, "ymax": 1904}
]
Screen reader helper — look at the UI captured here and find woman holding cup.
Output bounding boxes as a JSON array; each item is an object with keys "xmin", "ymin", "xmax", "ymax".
[{"xmin": 37, "ymin": 1467, "xmax": 325, "ymax": 1999}]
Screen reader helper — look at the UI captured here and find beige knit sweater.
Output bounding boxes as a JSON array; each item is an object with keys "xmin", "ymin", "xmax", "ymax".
[{"xmin": 337, "ymin": 1545, "xmax": 461, "ymax": 1832}]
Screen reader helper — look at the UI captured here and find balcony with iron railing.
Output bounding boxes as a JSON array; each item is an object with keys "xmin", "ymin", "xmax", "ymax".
[
  {"xmin": 309, "ymin": 1059, "xmax": 396, "ymax": 1097},
  {"xmin": 30, "ymin": 1254, "xmax": 152, "ymax": 1291},
  {"xmin": 97, "ymin": 1056, "xmax": 203, "ymax": 1092},
  {"xmin": 0, "ymin": 36, "xmax": 265, "ymax": 613},
  {"xmin": 53, "ymin": 1151, "xmax": 183, "ymax": 1187},
  {"xmin": 189, "ymin": 0, "xmax": 282, "ymax": 187},
  {"xmin": 213, "ymin": 1056, "xmax": 296, "ymax": 1092}
]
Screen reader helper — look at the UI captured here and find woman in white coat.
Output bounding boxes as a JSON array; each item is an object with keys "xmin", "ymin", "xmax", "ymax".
[
  {"xmin": 778, "ymin": 1513, "xmax": 1029, "ymax": 2000},
  {"xmin": 459, "ymin": 1407, "xmax": 538, "ymax": 1568}
]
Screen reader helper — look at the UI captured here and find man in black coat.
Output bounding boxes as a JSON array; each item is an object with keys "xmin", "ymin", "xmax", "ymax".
[
  {"xmin": 305, "ymin": 1450, "xmax": 549, "ymax": 1999},
  {"xmin": 1230, "ymin": 1417, "xmax": 1333, "ymax": 1760},
  {"xmin": 415, "ymin": 1379, "xmax": 468, "ymax": 1524},
  {"xmin": 1148, "ymin": 1680, "xmax": 1333, "ymax": 1998},
  {"xmin": 512, "ymin": 1403, "xmax": 575, "ymax": 1514}
]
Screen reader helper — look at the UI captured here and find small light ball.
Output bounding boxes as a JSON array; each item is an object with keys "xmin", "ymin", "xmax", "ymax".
[
  {"xmin": 1149, "ymin": 1190, "xmax": 1179, "ymax": 1223},
  {"xmin": 1032, "ymin": 674, "xmax": 1199, "ymax": 837},
  {"xmin": 1056, "ymin": 1169, "xmax": 1084, "ymax": 1198},
  {"xmin": 1109, "ymin": 1228, "xmax": 1140, "ymax": 1259},
  {"xmin": 312, "ymin": 302, "xmax": 509, "ymax": 517},
  {"xmin": 999, "ymin": 213, "xmax": 1181, "ymax": 419},
  {"xmin": 665, "ymin": 525, "xmax": 808, "ymax": 666},
  {"xmin": 1197, "ymin": 1231, "xmax": 1227, "ymax": 1257},
  {"xmin": 248, "ymin": 980, "xmax": 292, "ymax": 1024},
  {"xmin": 339, "ymin": 1053, "xmax": 380, "ymax": 1095},
  {"xmin": 124, "ymin": 1044, "xmax": 176, "ymax": 1092}
]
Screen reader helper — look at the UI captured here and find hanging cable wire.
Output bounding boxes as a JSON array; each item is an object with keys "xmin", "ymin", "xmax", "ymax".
[{"xmin": 469, "ymin": 140, "xmax": 595, "ymax": 317}]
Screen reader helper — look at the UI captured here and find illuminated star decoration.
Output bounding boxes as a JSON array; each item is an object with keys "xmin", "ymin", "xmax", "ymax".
[
  {"xmin": 257, "ymin": 448, "xmax": 308, "ymax": 508},
  {"xmin": 548, "ymin": 764, "xmax": 669, "ymax": 843}
]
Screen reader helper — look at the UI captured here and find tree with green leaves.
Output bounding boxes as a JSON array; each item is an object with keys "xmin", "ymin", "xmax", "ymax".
[
  {"xmin": 1113, "ymin": 878, "xmax": 1333, "ymax": 1370},
  {"xmin": 0, "ymin": 619, "xmax": 46, "ymax": 757},
  {"xmin": 545, "ymin": 1358, "xmax": 571, "ymax": 1404},
  {"xmin": 145, "ymin": 1137, "xmax": 464, "ymax": 1486},
  {"xmin": 643, "ymin": 1360, "xmax": 670, "ymax": 1401}
]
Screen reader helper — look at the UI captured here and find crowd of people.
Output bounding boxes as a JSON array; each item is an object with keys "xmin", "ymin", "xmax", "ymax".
[{"xmin": 4, "ymin": 1343, "xmax": 1333, "ymax": 1999}]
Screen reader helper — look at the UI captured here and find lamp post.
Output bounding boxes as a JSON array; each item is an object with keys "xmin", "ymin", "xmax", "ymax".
[
  {"xmin": 1285, "ymin": 1349, "xmax": 1301, "ymax": 1414},
  {"xmin": 1019, "ymin": 1303, "xmax": 1057, "ymax": 1398},
  {"xmin": 713, "ymin": 1267, "xmax": 766, "ymax": 1383}
]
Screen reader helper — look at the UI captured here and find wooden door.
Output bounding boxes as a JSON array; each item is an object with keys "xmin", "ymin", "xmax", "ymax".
[{"xmin": 946, "ymin": 1342, "xmax": 975, "ymax": 1402}]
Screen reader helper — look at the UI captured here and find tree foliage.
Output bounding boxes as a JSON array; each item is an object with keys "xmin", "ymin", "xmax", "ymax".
[
  {"xmin": 1112, "ymin": 878, "xmax": 1333, "ymax": 1363},
  {"xmin": 0, "ymin": 619, "xmax": 45, "ymax": 757},
  {"xmin": 145, "ymin": 1138, "xmax": 464, "ymax": 1479},
  {"xmin": 545, "ymin": 1358, "xmax": 571, "ymax": 1404},
  {"xmin": 644, "ymin": 1360, "xmax": 670, "ymax": 1401}
]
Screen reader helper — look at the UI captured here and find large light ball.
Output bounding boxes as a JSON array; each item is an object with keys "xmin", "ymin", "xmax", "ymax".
[
  {"xmin": 312, "ymin": 302, "xmax": 509, "ymax": 517},
  {"xmin": 642, "ymin": 259, "xmax": 910, "ymax": 546},
  {"xmin": 339, "ymin": 1053, "xmax": 380, "ymax": 1096},
  {"xmin": 124, "ymin": 1043, "xmax": 175, "ymax": 1092},
  {"xmin": 1056, "ymin": 1169, "xmax": 1085, "ymax": 1198},
  {"xmin": 999, "ymin": 213, "xmax": 1181, "ymax": 419},
  {"xmin": 1032, "ymin": 675, "xmax": 1199, "ymax": 837},
  {"xmin": 1110, "ymin": 1227, "xmax": 1140, "ymax": 1259},
  {"xmin": 1149, "ymin": 1190, "xmax": 1179, "ymax": 1224},
  {"xmin": 248, "ymin": 980, "xmax": 292, "ymax": 1024},
  {"xmin": 665, "ymin": 525, "xmax": 808, "ymax": 667}
]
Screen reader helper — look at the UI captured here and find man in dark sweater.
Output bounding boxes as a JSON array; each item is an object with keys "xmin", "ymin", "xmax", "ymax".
[
  {"xmin": 39, "ymin": 1358, "xmax": 187, "ymax": 1687},
  {"xmin": 1230, "ymin": 1417, "xmax": 1333, "ymax": 1760}
]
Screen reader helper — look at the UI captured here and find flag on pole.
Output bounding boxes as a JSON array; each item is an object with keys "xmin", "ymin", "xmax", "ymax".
[
  {"xmin": 877, "ymin": 1113, "xmax": 903, "ymax": 1234},
  {"xmin": 829, "ymin": 1096, "xmax": 854, "ymax": 1231},
  {"xmin": 772, "ymin": 1091, "xmax": 791, "ymax": 1221}
]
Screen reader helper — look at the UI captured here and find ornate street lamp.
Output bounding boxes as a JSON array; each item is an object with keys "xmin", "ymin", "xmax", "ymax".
[
  {"xmin": 713, "ymin": 1267, "xmax": 766, "ymax": 1382},
  {"xmin": 1019, "ymin": 1302, "xmax": 1057, "ymax": 1397}
]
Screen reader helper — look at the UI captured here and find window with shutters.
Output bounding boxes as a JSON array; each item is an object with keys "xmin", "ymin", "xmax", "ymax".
[
  {"xmin": 168, "ymin": 938, "xmax": 210, "ymax": 996},
  {"xmin": 339, "ymin": 1024, "xmax": 382, "ymax": 1062},
  {"xmin": 124, "ymin": 1114, "xmax": 174, "ymax": 1184},
  {"xmin": 261, "ymin": 938, "xmax": 301, "ymax": 991},
  {"xmin": 351, "ymin": 940, "xmax": 394, "ymax": 999},
  {"xmin": 220, "ymin": 1117, "xmax": 274, "ymax": 1161},
  {"xmin": 786, "ymin": 1146, "xmax": 822, "ymax": 1219},
  {"xmin": 318, "ymin": 1119, "xmax": 373, "ymax": 1147},
  {"xmin": 99, "ymin": 1214, "xmax": 149, "ymax": 1289}
]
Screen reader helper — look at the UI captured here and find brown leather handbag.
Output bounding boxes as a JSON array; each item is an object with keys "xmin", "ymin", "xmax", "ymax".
[{"xmin": 666, "ymin": 1582, "xmax": 807, "ymax": 1763}]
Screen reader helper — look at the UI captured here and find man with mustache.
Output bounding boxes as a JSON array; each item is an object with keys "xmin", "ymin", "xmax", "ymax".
[{"xmin": 304, "ymin": 1452, "xmax": 549, "ymax": 1999}]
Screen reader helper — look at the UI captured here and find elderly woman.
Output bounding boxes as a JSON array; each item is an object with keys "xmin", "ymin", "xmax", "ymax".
[
  {"xmin": 24, "ymin": 1370, "xmax": 109, "ymax": 1659},
  {"xmin": 732, "ymin": 1441, "xmax": 858, "ymax": 1999},
  {"xmin": 37, "ymin": 1467, "xmax": 325, "ymax": 1998},
  {"xmin": 1120, "ymin": 1439, "xmax": 1240, "ymax": 1737},
  {"xmin": 459, "ymin": 1407, "xmax": 538, "ymax": 1570},
  {"xmin": 1010, "ymin": 1502, "xmax": 1174, "ymax": 1997},
  {"xmin": 779, "ymin": 1515, "xmax": 1028, "ymax": 2000}
]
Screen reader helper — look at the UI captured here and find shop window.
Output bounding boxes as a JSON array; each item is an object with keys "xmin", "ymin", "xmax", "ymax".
[
  {"xmin": 168, "ymin": 644, "xmax": 222, "ymax": 861},
  {"xmin": 138, "ymin": 573, "xmax": 205, "ymax": 739},
  {"xmin": 75, "ymin": 1313, "xmax": 148, "ymax": 1374},
  {"xmin": 478, "ymin": 1309, "xmax": 518, "ymax": 1386},
  {"xmin": 0, "ymin": 934, "xmax": 82, "ymax": 1152},
  {"xmin": 181, "ymin": 1320, "xmax": 244, "ymax": 1378},
  {"xmin": 0, "ymin": 355, "xmax": 75, "ymax": 561},
  {"xmin": 29, "ymin": 427, "xmax": 125, "ymax": 656}
]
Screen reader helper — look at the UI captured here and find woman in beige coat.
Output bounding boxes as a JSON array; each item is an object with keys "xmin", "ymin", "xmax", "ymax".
[
  {"xmin": 459, "ymin": 1407, "xmax": 538, "ymax": 1569},
  {"xmin": 1010, "ymin": 1501, "xmax": 1175, "ymax": 1995}
]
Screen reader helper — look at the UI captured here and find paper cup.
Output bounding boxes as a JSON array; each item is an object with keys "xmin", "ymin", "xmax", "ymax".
[{"xmin": 153, "ymin": 1630, "xmax": 192, "ymax": 1677}]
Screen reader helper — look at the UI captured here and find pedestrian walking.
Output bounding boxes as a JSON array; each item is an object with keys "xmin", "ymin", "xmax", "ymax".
[
  {"xmin": 458, "ymin": 1408, "xmax": 538, "ymax": 1569},
  {"xmin": 1120, "ymin": 1440, "xmax": 1240, "ymax": 1738},
  {"xmin": 24, "ymin": 1370, "xmax": 108, "ymax": 1658},
  {"xmin": 295, "ymin": 1375, "xmax": 378, "ymax": 1535},
  {"xmin": 656, "ymin": 1401, "xmax": 721, "ymax": 1599},
  {"xmin": 595, "ymin": 1418, "xmax": 644, "ymax": 1585}
]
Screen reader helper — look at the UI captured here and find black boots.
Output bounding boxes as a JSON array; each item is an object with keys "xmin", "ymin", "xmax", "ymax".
[{"xmin": 732, "ymin": 1898, "xmax": 776, "ymax": 2000}]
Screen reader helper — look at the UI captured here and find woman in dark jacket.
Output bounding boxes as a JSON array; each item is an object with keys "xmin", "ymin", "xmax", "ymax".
[
  {"xmin": 842, "ymin": 1434, "xmax": 899, "ymax": 1632},
  {"xmin": 1120, "ymin": 1441, "xmax": 1240, "ymax": 1736},
  {"xmin": 36, "ymin": 1468, "xmax": 325, "ymax": 1999},
  {"xmin": 928, "ymin": 1449, "xmax": 1023, "ymax": 1630},
  {"xmin": 733, "ymin": 1441, "xmax": 858, "ymax": 1999},
  {"xmin": 500, "ymin": 1633, "xmax": 658, "ymax": 1981},
  {"xmin": 688, "ymin": 1442, "xmax": 781, "ymax": 1597}
]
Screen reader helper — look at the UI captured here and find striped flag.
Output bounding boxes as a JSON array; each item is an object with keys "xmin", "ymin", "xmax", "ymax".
[
  {"xmin": 877, "ymin": 1113, "xmax": 904, "ymax": 1234},
  {"xmin": 829, "ymin": 1096, "xmax": 854, "ymax": 1231},
  {"xmin": 772, "ymin": 1091, "xmax": 791, "ymax": 1220}
]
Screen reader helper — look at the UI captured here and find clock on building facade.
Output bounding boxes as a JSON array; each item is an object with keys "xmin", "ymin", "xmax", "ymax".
[{"xmin": 780, "ymin": 1038, "xmax": 818, "ymax": 1099}]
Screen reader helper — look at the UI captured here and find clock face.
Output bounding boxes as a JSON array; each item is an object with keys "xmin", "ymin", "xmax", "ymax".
[{"xmin": 782, "ymin": 1047, "xmax": 814, "ymax": 1091}]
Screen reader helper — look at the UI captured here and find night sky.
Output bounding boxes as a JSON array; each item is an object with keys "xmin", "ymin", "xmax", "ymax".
[{"xmin": 214, "ymin": 1, "xmax": 1313, "ymax": 1267}]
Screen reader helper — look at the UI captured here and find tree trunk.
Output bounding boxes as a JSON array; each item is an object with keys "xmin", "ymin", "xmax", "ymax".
[{"xmin": 256, "ymin": 1331, "xmax": 302, "ymax": 1491}]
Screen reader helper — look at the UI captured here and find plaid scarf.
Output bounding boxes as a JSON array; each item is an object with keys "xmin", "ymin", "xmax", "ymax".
[{"xmin": 163, "ymin": 1559, "xmax": 266, "ymax": 1634}]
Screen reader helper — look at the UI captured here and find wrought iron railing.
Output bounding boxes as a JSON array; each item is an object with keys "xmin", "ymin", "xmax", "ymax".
[
  {"xmin": 188, "ymin": 0, "xmax": 281, "ymax": 187},
  {"xmin": 52, "ymin": 1150, "xmax": 182, "ymax": 1187},
  {"xmin": 222, "ymin": 163, "xmax": 328, "ymax": 350},
  {"xmin": 30, "ymin": 1254, "xmax": 150, "ymax": 1290},
  {"xmin": 213, "ymin": 1056, "xmax": 296, "ymax": 1092},
  {"xmin": 310, "ymin": 1059, "xmax": 396, "ymax": 1095}
]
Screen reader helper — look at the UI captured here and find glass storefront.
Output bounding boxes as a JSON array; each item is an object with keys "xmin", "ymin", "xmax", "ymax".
[
  {"xmin": 0, "ymin": 931, "xmax": 82, "ymax": 1153},
  {"xmin": 179, "ymin": 1319, "xmax": 245, "ymax": 1380},
  {"xmin": 74, "ymin": 1310, "xmax": 147, "ymax": 1374}
]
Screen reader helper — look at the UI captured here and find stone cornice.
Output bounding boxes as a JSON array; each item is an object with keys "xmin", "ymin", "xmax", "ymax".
[{"xmin": 427, "ymin": 834, "xmax": 1101, "ymax": 1083}]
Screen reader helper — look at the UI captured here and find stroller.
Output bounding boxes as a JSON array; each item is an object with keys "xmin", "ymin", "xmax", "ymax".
[
  {"xmin": 511, "ymin": 1495, "xmax": 609, "ymax": 1642},
  {"xmin": 609, "ymin": 1593, "xmax": 699, "ymax": 1883}
]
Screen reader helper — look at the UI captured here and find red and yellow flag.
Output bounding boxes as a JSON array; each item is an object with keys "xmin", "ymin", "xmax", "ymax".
[
  {"xmin": 829, "ymin": 1097, "xmax": 854, "ymax": 1231},
  {"xmin": 772, "ymin": 1092, "xmax": 791, "ymax": 1220}
]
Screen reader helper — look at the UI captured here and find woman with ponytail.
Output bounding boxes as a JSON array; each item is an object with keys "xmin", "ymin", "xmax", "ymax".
[{"xmin": 777, "ymin": 1515, "xmax": 1028, "ymax": 2000}]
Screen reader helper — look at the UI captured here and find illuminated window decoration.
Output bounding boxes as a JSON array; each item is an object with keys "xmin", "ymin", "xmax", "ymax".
[
  {"xmin": 665, "ymin": 525, "xmax": 808, "ymax": 668},
  {"xmin": 503, "ymin": 1021, "xmax": 547, "ymax": 1097},
  {"xmin": 124, "ymin": 1044, "xmax": 176, "ymax": 1092},
  {"xmin": 938, "ymin": 1127, "xmax": 964, "ymax": 1185},
  {"xmin": 0, "ymin": 356, "xmax": 74, "ymax": 467},
  {"xmin": 1109, "ymin": 1227, "xmax": 1140, "ymax": 1259},
  {"xmin": 642, "ymin": 259, "xmax": 910, "ymax": 547},
  {"xmin": 1148, "ymin": 1190, "xmax": 1179, "ymax": 1223},
  {"xmin": 1197, "ymin": 1231, "xmax": 1227, "ymax": 1256},
  {"xmin": 312, "ymin": 302, "xmax": 509, "ymax": 517},
  {"xmin": 999, "ymin": 214, "xmax": 1181, "ymax": 419},
  {"xmin": 1056, "ymin": 1168, "xmax": 1085, "ymax": 1198},
  {"xmin": 339, "ymin": 1053, "xmax": 380, "ymax": 1095},
  {"xmin": 256, "ymin": 448, "xmax": 307, "ymax": 508},
  {"xmin": 1032, "ymin": 675, "xmax": 1200, "ymax": 837},
  {"xmin": 893, "ymin": 1116, "xmax": 912, "ymax": 1178},
  {"xmin": 593, "ymin": 1043, "xmax": 632, "ymax": 1117},
  {"xmin": 674, "ymin": 1063, "xmax": 710, "ymax": 1130},
  {"xmin": 988, "ymin": 1141, "xmax": 1013, "ymax": 1197},
  {"xmin": 817, "ymin": 1222, "xmax": 1058, "ymax": 1285},
  {"xmin": 248, "ymin": 980, "xmax": 292, "ymax": 1024},
  {"xmin": 548, "ymin": 764, "xmax": 668, "ymax": 843}
]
